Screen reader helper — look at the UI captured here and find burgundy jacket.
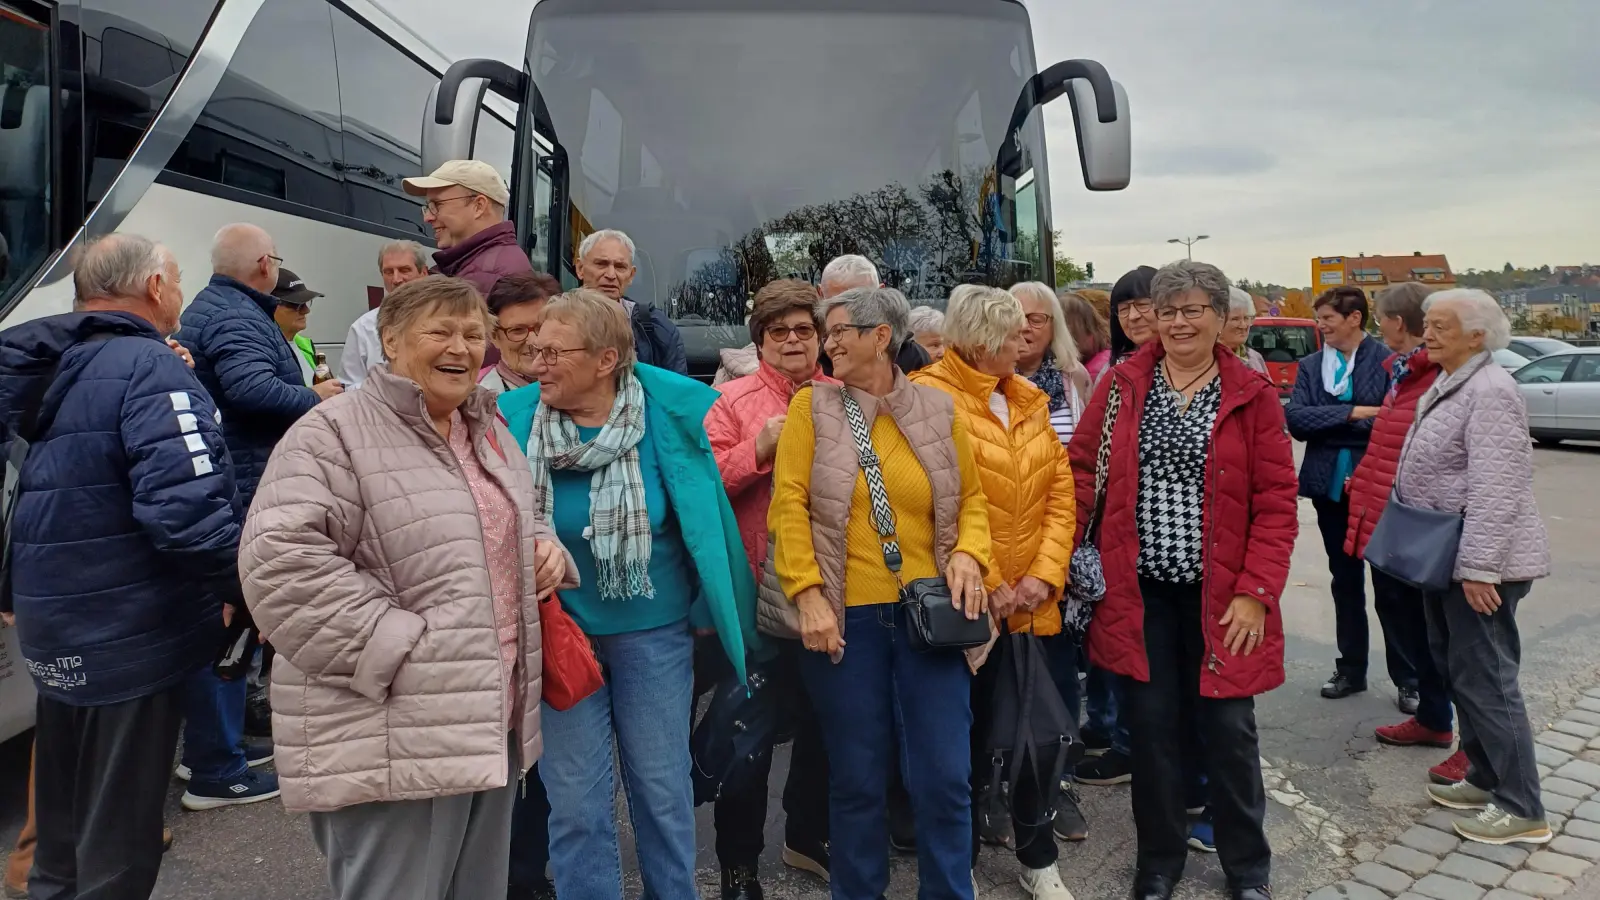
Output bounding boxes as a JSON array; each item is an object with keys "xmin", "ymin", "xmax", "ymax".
[
  {"xmin": 1343, "ymin": 347, "xmax": 1441, "ymax": 560},
  {"xmin": 432, "ymin": 221, "xmax": 532, "ymax": 300},
  {"xmin": 1070, "ymin": 343, "xmax": 1299, "ymax": 699}
]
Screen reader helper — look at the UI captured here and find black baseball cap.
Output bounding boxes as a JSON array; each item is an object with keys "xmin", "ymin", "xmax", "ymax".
[{"xmin": 273, "ymin": 268, "xmax": 323, "ymax": 307}]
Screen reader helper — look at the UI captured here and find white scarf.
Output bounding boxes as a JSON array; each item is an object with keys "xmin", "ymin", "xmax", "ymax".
[{"xmin": 1322, "ymin": 342, "xmax": 1359, "ymax": 399}]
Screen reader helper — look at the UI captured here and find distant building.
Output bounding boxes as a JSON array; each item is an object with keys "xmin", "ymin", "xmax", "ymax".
[
  {"xmin": 1310, "ymin": 252, "xmax": 1457, "ymax": 303},
  {"xmin": 1521, "ymin": 285, "xmax": 1600, "ymax": 333}
]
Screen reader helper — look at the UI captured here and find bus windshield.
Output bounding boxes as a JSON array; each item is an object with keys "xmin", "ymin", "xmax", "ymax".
[{"xmin": 524, "ymin": 0, "xmax": 1051, "ymax": 325}]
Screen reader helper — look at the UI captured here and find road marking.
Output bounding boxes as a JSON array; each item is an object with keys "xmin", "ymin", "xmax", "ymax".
[{"xmin": 1262, "ymin": 756, "xmax": 1350, "ymax": 857}]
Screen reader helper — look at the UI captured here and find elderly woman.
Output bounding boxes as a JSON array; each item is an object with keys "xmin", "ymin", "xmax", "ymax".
[
  {"xmin": 769, "ymin": 286, "xmax": 992, "ymax": 900},
  {"xmin": 1060, "ymin": 290, "xmax": 1112, "ymax": 383},
  {"xmin": 703, "ymin": 279, "xmax": 837, "ymax": 896},
  {"xmin": 1070, "ymin": 261, "xmax": 1297, "ymax": 900},
  {"xmin": 1342, "ymin": 284, "xmax": 1459, "ymax": 782},
  {"xmin": 908, "ymin": 305, "xmax": 947, "ymax": 362},
  {"xmin": 480, "ymin": 271, "xmax": 561, "ymax": 394},
  {"xmin": 1402, "ymin": 290, "xmax": 1552, "ymax": 846},
  {"xmin": 497, "ymin": 289, "xmax": 758, "ymax": 900},
  {"xmin": 1223, "ymin": 288, "xmax": 1268, "ymax": 375},
  {"xmin": 240, "ymin": 276, "xmax": 576, "ymax": 900},
  {"xmin": 1012, "ymin": 282, "xmax": 1091, "ymax": 446},
  {"xmin": 909, "ymin": 285, "xmax": 1079, "ymax": 898}
]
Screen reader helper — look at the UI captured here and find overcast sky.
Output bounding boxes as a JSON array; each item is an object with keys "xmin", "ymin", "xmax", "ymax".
[{"xmin": 379, "ymin": 0, "xmax": 1598, "ymax": 286}]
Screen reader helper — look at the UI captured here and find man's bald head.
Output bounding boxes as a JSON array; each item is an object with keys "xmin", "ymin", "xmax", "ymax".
[{"xmin": 210, "ymin": 223, "xmax": 279, "ymax": 293}]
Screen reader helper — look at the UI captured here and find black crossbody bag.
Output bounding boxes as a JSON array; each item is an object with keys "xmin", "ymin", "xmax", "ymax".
[{"xmin": 837, "ymin": 387, "xmax": 989, "ymax": 652}]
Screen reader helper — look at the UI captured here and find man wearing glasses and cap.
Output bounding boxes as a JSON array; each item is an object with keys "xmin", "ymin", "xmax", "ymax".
[
  {"xmin": 403, "ymin": 160, "xmax": 533, "ymax": 300},
  {"xmin": 270, "ymin": 268, "xmax": 323, "ymax": 387}
]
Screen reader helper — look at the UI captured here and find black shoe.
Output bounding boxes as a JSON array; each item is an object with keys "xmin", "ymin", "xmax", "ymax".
[
  {"xmin": 977, "ymin": 787, "xmax": 1015, "ymax": 848},
  {"xmin": 1320, "ymin": 672, "xmax": 1366, "ymax": 699},
  {"xmin": 1052, "ymin": 783, "xmax": 1088, "ymax": 841},
  {"xmin": 1081, "ymin": 727, "xmax": 1111, "ymax": 758},
  {"xmin": 720, "ymin": 865, "xmax": 763, "ymax": 900},
  {"xmin": 244, "ymin": 687, "xmax": 273, "ymax": 738},
  {"xmin": 1230, "ymin": 887, "xmax": 1272, "ymax": 900},
  {"xmin": 1075, "ymin": 749, "xmax": 1132, "ymax": 786},
  {"xmin": 507, "ymin": 877, "xmax": 557, "ymax": 900},
  {"xmin": 1397, "ymin": 686, "xmax": 1421, "ymax": 715},
  {"xmin": 781, "ymin": 836, "xmax": 829, "ymax": 882},
  {"xmin": 1132, "ymin": 872, "xmax": 1177, "ymax": 900},
  {"xmin": 888, "ymin": 803, "xmax": 917, "ymax": 854}
]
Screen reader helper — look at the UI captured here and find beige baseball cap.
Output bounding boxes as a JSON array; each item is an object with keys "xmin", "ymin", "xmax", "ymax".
[{"xmin": 403, "ymin": 160, "xmax": 510, "ymax": 207}]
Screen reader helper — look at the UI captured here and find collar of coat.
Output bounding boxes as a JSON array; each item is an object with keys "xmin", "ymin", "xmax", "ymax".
[
  {"xmin": 362, "ymin": 365, "xmax": 502, "ymax": 439},
  {"xmin": 1111, "ymin": 340, "xmax": 1273, "ymax": 420},
  {"xmin": 756, "ymin": 357, "xmax": 826, "ymax": 399},
  {"xmin": 914, "ymin": 348, "xmax": 1049, "ymax": 425}
]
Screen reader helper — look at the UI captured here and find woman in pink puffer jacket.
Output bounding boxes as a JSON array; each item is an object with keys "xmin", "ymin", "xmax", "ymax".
[{"xmin": 700, "ymin": 279, "xmax": 837, "ymax": 894}]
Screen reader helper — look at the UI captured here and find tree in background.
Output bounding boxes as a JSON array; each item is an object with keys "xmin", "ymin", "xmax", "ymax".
[
  {"xmin": 1278, "ymin": 289, "xmax": 1315, "ymax": 319},
  {"xmin": 1533, "ymin": 312, "xmax": 1556, "ymax": 335},
  {"xmin": 1049, "ymin": 230, "xmax": 1093, "ymax": 286}
]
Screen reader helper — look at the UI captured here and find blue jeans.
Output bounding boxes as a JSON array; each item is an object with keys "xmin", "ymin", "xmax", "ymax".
[
  {"xmin": 1084, "ymin": 664, "xmax": 1130, "ymax": 756},
  {"xmin": 181, "ymin": 666, "xmax": 248, "ymax": 783},
  {"xmin": 800, "ymin": 604, "xmax": 974, "ymax": 900},
  {"xmin": 540, "ymin": 622, "xmax": 696, "ymax": 900}
]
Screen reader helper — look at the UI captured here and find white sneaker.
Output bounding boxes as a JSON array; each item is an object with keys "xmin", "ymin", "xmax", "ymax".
[{"xmin": 1019, "ymin": 865, "xmax": 1076, "ymax": 900}]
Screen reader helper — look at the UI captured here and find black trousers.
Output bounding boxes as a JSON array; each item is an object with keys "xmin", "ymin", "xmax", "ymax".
[
  {"xmin": 713, "ymin": 639, "xmax": 830, "ymax": 867},
  {"xmin": 1126, "ymin": 578, "xmax": 1270, "ymax": 889},
  {"xmin": 1372, "ymin": 569, "xmax": 1452, "ymax": 732},
  {"xmin": 30, "ymin": 685, "xmax": 184, "ymax": 900},
  {"xmin": 1312, "ymin": 497, "xmax": 1377, "ymax": 681},
  {"xmin": 969, "ymin": 655, "xmax": 1057, "ymax": 871}
]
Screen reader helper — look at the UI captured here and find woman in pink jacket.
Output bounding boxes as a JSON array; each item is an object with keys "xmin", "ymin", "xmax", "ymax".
[{"xmin": 702, "ymin": 280, "xmax": 837, "ymax": 898}]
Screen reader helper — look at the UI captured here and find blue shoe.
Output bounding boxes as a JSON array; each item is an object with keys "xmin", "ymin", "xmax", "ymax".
[
  {"xmin": 1188, "ymin": 816, "xmax": 1217, "ymax": 853},
  {"xmin": 181, "ymin": 769, "xmax": 280, "ymax": 811}
]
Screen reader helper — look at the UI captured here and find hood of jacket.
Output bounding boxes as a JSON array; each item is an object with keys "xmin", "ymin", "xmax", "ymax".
[{"xmin": 0, "ymin": 311, "xmax": 160, "ymax": 434}]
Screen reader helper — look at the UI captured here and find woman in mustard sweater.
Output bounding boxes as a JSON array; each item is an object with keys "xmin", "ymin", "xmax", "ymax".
[{"xmin": 769, "ymin": 285, "xmax": 992, "ymax": 900}]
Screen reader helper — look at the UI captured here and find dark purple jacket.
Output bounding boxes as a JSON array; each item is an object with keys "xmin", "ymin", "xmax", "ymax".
[{"xmin": 432, "ymin": 221, "xmax": 532, "ymax": 299}]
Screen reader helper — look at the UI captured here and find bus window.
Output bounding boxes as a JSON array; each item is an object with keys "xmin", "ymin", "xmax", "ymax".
[{"xmin": 0, "ymin": 0, "xmax": 53, "ymax": 300}]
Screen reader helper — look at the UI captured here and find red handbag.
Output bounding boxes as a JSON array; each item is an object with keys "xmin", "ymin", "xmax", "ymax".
[{"xmin": 540, "ymin": 592, "xmax": 603, "ymax": 711}]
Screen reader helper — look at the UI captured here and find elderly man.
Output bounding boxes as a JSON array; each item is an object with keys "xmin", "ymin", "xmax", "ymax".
[
  {"xmin": 403, "ymin": 159, "xmax": 531, "ymax": 297},
  {"xmin": 0, "ymin": 234, "xmax": 244, "ymax": 899},
  {"xmin": 341, "ymin": 240, "xmax": 428, "ymax": 387},
  {"xmin": 177, "ymin": 223, "xmax": 338, "ymax": 811},
  {"xmin": 576, "ymin": 229, "xmax": 688, "ymax": 374}
]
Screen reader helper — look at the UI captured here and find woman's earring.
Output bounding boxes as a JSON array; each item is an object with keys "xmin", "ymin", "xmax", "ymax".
[{"xmin": 877, "ymin": 349, "xmax": 886, "ymax": 361}]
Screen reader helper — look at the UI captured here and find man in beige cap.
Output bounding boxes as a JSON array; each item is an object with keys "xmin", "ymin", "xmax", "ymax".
[{"xmin": 403, "ymin": 160, "xmax": 532, "ymax": 300}]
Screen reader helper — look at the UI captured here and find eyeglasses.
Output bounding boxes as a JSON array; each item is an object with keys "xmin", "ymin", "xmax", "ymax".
[
  {"xmin": 1024, "ymin": 313, "xmax": 1052, "ymax": 327},
  {"xmin": 424, "ymin": 194, "xmax": 478, "ymax": 216},
  {"xmin": 1155, "ymin": 305, "xmax": 1214, "ymax": 322},
  {"xmin": 1116, "ymin": 300, "xmax": 1155, "ymax": 318},
  {"xmin": 764, "ymin": 323, "xmax": 817, "ymax": 343},
  {"xmin": 526, "ymin": 344, "xmax": 588, "ymax": 365},
  {"xmin": 496, "ymin": 324, "xmax": 534, "ymax": 343},
  {"xmin": 264, "ymin": 254, "xmax": 284, "ymax": 266},
  {"xmin": 824, "ymin": 323, "xmax": 875, "ymax": 343}
]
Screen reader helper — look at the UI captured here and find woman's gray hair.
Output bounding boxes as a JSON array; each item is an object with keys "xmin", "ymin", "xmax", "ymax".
[
  {"xmin": 72, "ymin": 233, "xmax": 172, "ymax": 308},
  {"xmin": 944, "ymin": 285, "xmax": 1025, "ymax": 358},
  {"xmin": 1010, "ymin": 281, "xmax": 1081, "ymax": 370},
  {"xmin": 1424, "ymin": 289, "xmax": 1512, "ymax": 351},
  {"xmin": 1151, "ymin": 260, "xmax": 1232, "ymax": 319},
  {"xmin": 822, "ymin": 286, "xmax": 911, "ymax": 354},
  {"xmin": 377, "ymin": 239, "xmax": 429, "ymax": 273},
  {"xmin": 1228, "ymin": 286, "xmax": 1256, "ymax": 317},
  {"xmin": 907, "ymin": 305, "xmax": 945, "ymax": 335}
]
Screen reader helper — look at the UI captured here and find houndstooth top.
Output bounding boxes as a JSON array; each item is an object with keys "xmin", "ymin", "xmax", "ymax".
[{"xmin": 1136, "ymin": 377, "xmax": 1222, "ymax": 583}]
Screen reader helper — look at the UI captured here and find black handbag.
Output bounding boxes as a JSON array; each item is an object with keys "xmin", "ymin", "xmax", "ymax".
[
  {"xmin": 1364, "ymin": 438, "xmax": 1464, "ymax": 593},
  {"xmin": 837, "ymin": 387, "xmax": 990, "ymax": 653}
]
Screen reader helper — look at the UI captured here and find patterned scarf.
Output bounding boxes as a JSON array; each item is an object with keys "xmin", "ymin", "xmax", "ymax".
[
  {"xmin": 526, "ymin": 371, "xmax": 652, "ymax": 601},
  {"xmin": 495, "ymin": 360, "xmax": 532, "ymax": 391},
  {"xmin": 1028, "ymin": 350, "xmax": 1069, "ymax": 412},
  {"xmin": 1389, "ymin": 345, "xmax": 1422, "ymax": 399}
]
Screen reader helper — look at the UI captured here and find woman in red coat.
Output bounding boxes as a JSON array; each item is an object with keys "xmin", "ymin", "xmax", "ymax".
[{"xmin": 1069, "ymin": 260, "xmax": 1299, "ymax": 900}]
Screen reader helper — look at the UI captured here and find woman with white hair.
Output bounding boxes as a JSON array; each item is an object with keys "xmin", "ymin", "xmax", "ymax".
[
  {"xmin": 908, "ymin": 305, "xmax": 947, "ymax": 362},
  {"xmin": 910, "ymin": 285, "xmax": 1079, "ymax": 898},
  {"xmin": 1223, "ymin": 288, "xmax": 1268, "ymax": 375},
  {"xmin": 1393, "ymin": 290, "xmax": 1552, "ymax": 846}
]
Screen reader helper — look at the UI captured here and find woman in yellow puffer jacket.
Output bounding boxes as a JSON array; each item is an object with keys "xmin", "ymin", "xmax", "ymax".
[{"xmin": 909, "ymin": 285, "xmax": 1080, "ymax": 898}]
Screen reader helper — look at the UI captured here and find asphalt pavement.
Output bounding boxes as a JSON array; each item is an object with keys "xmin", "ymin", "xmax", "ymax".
[{"xmin": 3, "ymin": 442, "xmax": 1599, "ymax": 900}]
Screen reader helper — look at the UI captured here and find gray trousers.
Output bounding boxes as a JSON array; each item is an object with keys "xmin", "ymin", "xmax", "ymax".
[
  {"xmin": 1424, "ymin": 580, "xmax": 1543, "ymax": 820},
  {"xmin": 309, "ymin": 740, "xmax": 520, "ymax": 900}
]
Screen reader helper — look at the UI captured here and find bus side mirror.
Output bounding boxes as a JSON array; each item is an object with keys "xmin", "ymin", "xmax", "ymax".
[
  {"xmin": 422, "ymin": 59, "xmax": 526, "ymax": 172},
  {"xmin": 1064, "ymin": 77, "xmax": 1131, "ymax": 192}
]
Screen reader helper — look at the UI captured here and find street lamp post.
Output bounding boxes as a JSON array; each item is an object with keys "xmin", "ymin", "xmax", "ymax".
[{"xmin": 1168, "ymin": 235, "xmax": 1210, "ymax": 260}]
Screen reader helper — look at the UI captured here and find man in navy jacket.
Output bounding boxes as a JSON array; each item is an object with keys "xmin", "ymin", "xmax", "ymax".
[
  {"xmin": 1286, "ymin": 286, "xmax": 1395, "ymax": 704},
  {"xmin": 0, "ymin": 234, "xmax": 240, "ymax": 898}
]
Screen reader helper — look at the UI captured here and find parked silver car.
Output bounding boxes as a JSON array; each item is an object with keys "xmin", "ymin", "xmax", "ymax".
[
  {"xmin": 1514, "ymin": 349, "xmax": 1600, "ymax": 445},
  {"xmin": 1508, "ymin": 336, "xmax": 1576, "ymax": 360}
]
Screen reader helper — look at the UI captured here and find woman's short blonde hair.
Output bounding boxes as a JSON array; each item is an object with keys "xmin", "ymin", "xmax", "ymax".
[
  {"xmin": 377, "ymin": 275, "xmax": 491, "ymax": 344},
  {"xmin": 943, "ymin": 285, "xmax": 1025, "ymax": 358},
  {"xmin": 541, "ymin": 288, "xmax": 638, "ymax": 369}
]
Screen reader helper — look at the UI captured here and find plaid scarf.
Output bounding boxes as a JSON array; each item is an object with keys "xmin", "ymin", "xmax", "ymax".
[
  {"xmin": 1027, "ymin": 350, "xmax": 1069, "ymax": 412},
  {"xmin": 527, "ymin": 371, "xmax": 652, "ymax": 601}
]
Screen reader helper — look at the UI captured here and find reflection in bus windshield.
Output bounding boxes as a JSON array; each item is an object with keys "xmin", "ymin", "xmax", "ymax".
[{"xmin": 1249, "ymin": 325, "xmax": 1319, "ymax": 363}]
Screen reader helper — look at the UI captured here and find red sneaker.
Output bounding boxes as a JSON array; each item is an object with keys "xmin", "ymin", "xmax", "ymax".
[
  {"xmin": 1429, "ymin": 750, "xmax": 1469, "ymax": 786},
  {"xmin": 1376, "ymin": 718, "xmax": 1455, "ymax": 748}
]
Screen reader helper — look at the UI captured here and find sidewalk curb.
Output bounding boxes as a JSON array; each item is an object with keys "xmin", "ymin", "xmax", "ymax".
[{"xmin": 1306, "ymin": 686, "xmax": 1600, "ymax": 900}]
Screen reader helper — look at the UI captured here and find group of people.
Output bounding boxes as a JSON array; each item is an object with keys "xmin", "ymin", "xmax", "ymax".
[{"xmin": 0, "ymin": 152, "xmax": 1555, "ymax": 900}]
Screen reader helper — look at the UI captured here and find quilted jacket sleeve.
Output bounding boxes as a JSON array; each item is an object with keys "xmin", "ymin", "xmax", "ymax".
[
  {"xmin": 1025, "ymin": 437, "xmax": 1076, "ymax": 595},
  {"xmin": 949, "ymin": 412, "xmax": 996, "ymax": 586},
  {"xmin": 1233, "ymin": 395, "xmax": 1300, "ymax": 613},
  {"xmin": 1456, "ymin": 383, "xmax": 1533, "ymax": 584},
  {"xmin": 202, "ymin": 317, "xmax": 319, "ymax": 420},
  {"xmin": 1285, "ymin": 355, "xmax": 1364, "ymax": 440},
  {"xmin": 706, "ymin": 392, "xmax": 769, "ymax": 497},
  {"xmin": 240, "ymin": 414, "xmax": 421, "ymax": 703},
  {"xmin": 120, "ymin": 348, "xmax": 244, "ymax": 602}
]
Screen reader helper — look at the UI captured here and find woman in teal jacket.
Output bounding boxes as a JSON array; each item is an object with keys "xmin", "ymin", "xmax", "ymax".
[{"xmin": 498, "ymin": 288, "xmax": 757, "ymax": 900}]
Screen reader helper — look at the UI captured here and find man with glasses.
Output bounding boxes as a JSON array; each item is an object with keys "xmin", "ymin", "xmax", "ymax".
[{"xmin": 403, "ymin": 160, "xmax": 532, "ymax": 300}]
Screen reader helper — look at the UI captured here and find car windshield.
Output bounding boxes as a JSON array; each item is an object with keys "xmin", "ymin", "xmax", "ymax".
[
  {"xmin": 525, "ymin": 0, "xmax": 1049, "ymax": 325},
  {"xmin": 1248, "ymin": 325, "xmax": 1319, "ymax": 363}
]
